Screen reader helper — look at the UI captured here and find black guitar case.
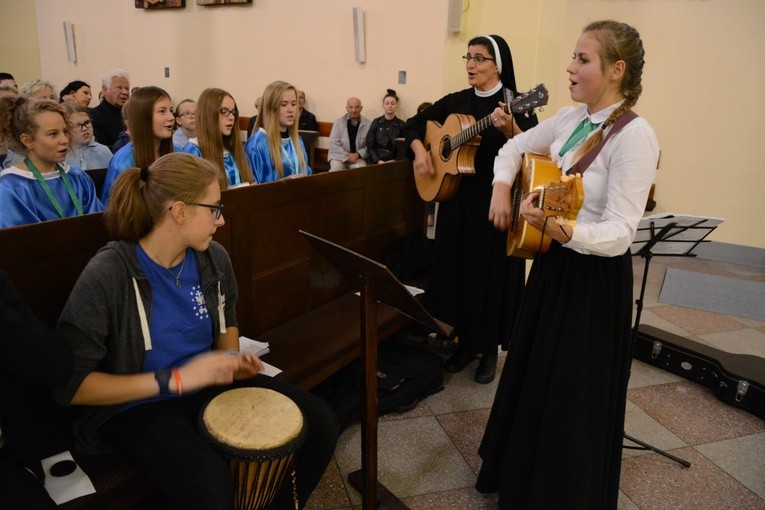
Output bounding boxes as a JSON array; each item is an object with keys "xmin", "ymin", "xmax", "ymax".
[{"xmin": 634, "ymin": 324, "xmax": 765, "ymax": 421}]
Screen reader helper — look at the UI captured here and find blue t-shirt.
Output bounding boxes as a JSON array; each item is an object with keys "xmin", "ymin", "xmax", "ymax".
[{"xmin": 123, "ymin": 245, "xmax": 213, "ymax": 409}]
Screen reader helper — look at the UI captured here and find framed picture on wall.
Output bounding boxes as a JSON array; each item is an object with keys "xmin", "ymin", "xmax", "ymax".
[
  {"xmin": 197, "ymin": 0, "xmax": 252, "ymax": 5},
  {"xmin": 135, "ymin": 0, "xmax": 185, "ymax": 8}
]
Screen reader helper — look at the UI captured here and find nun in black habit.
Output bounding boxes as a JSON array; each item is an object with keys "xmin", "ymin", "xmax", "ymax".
[{"xmin": 403, "ymin": 35, "xmax": 537, "ymax": 383}]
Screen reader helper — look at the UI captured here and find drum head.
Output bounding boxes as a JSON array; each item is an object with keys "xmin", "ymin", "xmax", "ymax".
[{"xmin": 200, "ymin": 387, "xmax": 306, "ymax": 460}]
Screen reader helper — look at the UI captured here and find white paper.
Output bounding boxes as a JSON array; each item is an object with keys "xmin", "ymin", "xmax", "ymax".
[
  {"xmin": 355, "ymin": 285, "xmax": 424, "ymax": 297},
  {"xmin": 239, "ymin": 336, "xmax": 270, "ymax": 356},
  {"xmin": 41, "ymin": 451, "xmax": 96, "ymax": 505},
  {"xmin": 259, "ymin": 360, "xmax": 282, "ymax": 377},
  {"xmin": 238, "ymin": 336, "xmax": 281, "ymax": 375},
  {"xmin": 404, "ymin": 285, "xmax": 425, "ymax": 296}
]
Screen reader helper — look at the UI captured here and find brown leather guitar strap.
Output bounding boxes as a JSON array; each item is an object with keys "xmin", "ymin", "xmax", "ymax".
[{"xmin": 566, "ymin": 110, "xmax": 638, "ymax": 176}]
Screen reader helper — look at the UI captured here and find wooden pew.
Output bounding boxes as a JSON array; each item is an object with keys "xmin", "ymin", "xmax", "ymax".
[{"xmin": 0, "ymin": 161, "xmax": 425, "ymax": 508}]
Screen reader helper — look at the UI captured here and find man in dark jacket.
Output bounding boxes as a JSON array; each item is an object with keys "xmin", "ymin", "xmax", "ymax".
[{"xmin": 90, "ymin": 69, "xmax": 130, "ymax": 152}]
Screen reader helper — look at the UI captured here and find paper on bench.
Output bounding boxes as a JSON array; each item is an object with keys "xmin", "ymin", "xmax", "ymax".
[
  {"xmin": 239, "ymin": 336, "xmax": 282, "ymax": 376},
  {"xmin": 42, "ymin": 451, "xmax": 96, "ymax": 505},
  {"xmin": 239, "ymin": 336, "xmax": 270, "ymax": 356},
  {"xmin": 355, "ymin": 285, "xmax": 424, "ymax": 297}
]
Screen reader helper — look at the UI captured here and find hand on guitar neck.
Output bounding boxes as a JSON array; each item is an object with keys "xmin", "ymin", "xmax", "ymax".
[{"xmin": 490, "ymin": 102, "xmax": 522, "ymax": 139}]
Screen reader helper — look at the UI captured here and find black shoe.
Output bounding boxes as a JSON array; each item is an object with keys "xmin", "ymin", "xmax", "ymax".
[
  {"xmin": 474, "ymin": 354, "xmax": 497, "ymax": 384},
  {"xmin": 444, "ymin": 348, "xmax": 476, "ymax": 373}
]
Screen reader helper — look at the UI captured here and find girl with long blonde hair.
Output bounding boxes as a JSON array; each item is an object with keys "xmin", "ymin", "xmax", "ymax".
[{"xmin": 244, "ymin": 81, "xmax": 311, "ymax": 183}]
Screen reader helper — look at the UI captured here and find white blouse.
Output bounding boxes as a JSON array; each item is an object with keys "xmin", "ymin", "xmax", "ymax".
[{"xmin": 493, "ymin": 102, "xmax": 660, "ymax": 257}]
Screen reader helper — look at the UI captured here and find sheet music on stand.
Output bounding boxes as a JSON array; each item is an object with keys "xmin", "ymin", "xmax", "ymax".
[{"xmin": 631, "ymin": 212, "xmax": 724, "ymax": 256}]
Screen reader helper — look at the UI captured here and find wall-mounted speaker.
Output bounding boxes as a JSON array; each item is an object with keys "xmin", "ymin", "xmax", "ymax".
[
  {"xmin": 63, "ymin": 21, "xmax": 77, "ymax": 62},
  {"xmin": 446, "ymin": 0, "xmax": 463, "ymax": 33},
  {"xmin": 353, "ymin": 7, "xmax": 366, "ymax": 63}
]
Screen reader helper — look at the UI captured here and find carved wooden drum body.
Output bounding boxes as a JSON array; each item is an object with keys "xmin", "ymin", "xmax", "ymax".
[{"xmin": 200, "ymin": 388, "xmax": 306, "ymax": 510}]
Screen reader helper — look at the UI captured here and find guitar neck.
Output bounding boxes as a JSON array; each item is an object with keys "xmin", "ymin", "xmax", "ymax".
[
  {"xmin": 451, "ymin": 114, "xmax": 493, "ymax": 150},
  {"xmin": 448, "ymin": 84, "xmax": 548, "ymax": 152}
]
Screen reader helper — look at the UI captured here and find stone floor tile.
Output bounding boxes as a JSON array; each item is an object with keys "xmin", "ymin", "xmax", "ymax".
[
  {"xmin": 628, "ymin": 381, "xmax": 765, "ymax": 445},
  {"xmin": 620, "ymin": 446, "xmax": 765, "ymax": 510},
  {"xmin": 400, "ymin": 487, "xmax": 498, "ymax": 509},
  {"xmin": 650, "ymin": 305, "xmax": 747, "ymax": 335},
  {"xmin": 305, "ymin": 457, "xmax": 352, "ymax": 510},
  {"xmin": 436, "ymin": 408, "xmax": 491, "ymax": 473},
  {"xmin": 695, "ymin": 432, "xmax": 765, "ymax": 499},
  {"xmin": 333, "ymin": 416, "xmax": 476, "ymax": 505}
]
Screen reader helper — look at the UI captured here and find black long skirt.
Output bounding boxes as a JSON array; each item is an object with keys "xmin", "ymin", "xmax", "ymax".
[{"xmin": 476, "ymin": 242, "xmax": 634, "ymax": 509}]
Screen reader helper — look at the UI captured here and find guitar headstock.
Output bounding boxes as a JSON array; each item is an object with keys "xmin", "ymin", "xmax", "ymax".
[
  {"xmin": 506, "ymin": 84, "xmax": 549, "ymax": 116},
  {"xmin": 539, "ymin": 175, "xmax": 584, "ymax": 221}
]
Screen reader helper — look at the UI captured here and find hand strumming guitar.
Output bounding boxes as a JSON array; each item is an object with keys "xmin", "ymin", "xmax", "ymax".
[{"xmin": 410, "ymin": 139, "xmax": 435, "ymax": 177}]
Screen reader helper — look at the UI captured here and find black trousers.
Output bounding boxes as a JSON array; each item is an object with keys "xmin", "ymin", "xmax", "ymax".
[
  {"xmin": 101, "ymin": 374, "xmax": 339, "ymax": 510},
  {"xmin": 0, "ymin": 446, "xmax": 57, "ymax": 510}
]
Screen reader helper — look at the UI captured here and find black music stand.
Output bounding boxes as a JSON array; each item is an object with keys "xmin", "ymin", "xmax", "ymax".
[
  {"xmin": 626, "ymin": 214, "xmax": 721, "ymax": 467},
  {"xmin": 300, "ymin": 230, "xmax": 453, "ymax": 510}
]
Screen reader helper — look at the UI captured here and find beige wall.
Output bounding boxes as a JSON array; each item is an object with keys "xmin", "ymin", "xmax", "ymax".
[
  {"xmin": 4, "ymin": 0, "xmax": 764, "ymax": 247},
  {"xmin": 0, "ymin": 0, "xmax": 41, "ymax": 83}
]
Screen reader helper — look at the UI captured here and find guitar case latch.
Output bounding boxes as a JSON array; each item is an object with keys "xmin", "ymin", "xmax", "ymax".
[
  {"xmin": 651, "ymin": 341, "xmax": 662, "ymax": 360},
  {"xmin": 736, "ymin": 380, "xmax": 750, "ymax": 402}
]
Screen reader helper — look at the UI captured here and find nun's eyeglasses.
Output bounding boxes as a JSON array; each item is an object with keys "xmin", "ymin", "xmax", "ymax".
[{"xmin": 462, "ymin": 54, "xmax": 495, "ymax": 64}]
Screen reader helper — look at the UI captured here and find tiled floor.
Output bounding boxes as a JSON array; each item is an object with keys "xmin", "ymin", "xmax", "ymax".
[{"xmin": 305, "ymin": 255, "xmax": 765, "ymax": 510}]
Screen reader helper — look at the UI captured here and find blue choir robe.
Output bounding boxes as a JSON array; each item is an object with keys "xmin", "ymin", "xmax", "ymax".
[
  {"xmin": 244, "ymin": 129, "xmax": 312, "ymax": 184},
  {"xmin": 0, "ymin": 163, "xmax": 104, "ymax": 229},
  {"xmin": 101, "ymin": 143, "xmax": 181, "ymax": 204},
  {"xmin": 65, "ymin": 140, "xmax": 113, "ymax": 171},
  {"xmin": 100, "ymin": 142, "xmax": 135, "ymax": 205},
  {"xmin": 181, "ymin": 139, "xmax": 243, "ymax": 187}
]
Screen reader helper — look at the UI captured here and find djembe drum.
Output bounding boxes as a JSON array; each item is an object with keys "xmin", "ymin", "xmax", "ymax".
[{"xmin": 199, "ymin": 388, "xmax": 306, "ymax": 510}]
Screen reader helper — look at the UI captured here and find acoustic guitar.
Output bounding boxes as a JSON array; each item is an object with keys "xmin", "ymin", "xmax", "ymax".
[
  {"xmin": 416, "ymin": 84, "xmax": 549, "ymax": 202},
  {"xmin": 506, "ymin": 154, "xmax": 584, "ymax": 259}
]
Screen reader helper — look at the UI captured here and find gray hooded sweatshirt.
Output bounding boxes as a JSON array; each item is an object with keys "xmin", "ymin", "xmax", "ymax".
[{"xmin": 54, "ymin": 240, "xmax": 238, "ymax": 453}]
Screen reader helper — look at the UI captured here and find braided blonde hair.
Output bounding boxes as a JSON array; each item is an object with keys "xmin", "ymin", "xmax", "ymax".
[{"xmin": 575, "ymin": 20, "xmax": 645, "ymax": 159}]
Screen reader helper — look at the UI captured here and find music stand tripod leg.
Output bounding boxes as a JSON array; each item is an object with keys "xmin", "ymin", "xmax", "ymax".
[{"xmin": 624, "ymin": 247, "xmax": 691, "ymax": 469}]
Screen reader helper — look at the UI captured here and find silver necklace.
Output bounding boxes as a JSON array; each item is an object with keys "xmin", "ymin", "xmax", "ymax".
[
  {"xmin": 165, "ymin": 256, "xmax": 186, "ymax": 288},
  {"xmin": 146, "ymin": 243, "xmax": 186, "ymax": 288}
]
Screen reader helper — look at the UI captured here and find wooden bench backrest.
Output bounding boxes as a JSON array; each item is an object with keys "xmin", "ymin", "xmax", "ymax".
[{"xmin": 0, "ymin": 161, "xmax": 422, "ymax": 338}]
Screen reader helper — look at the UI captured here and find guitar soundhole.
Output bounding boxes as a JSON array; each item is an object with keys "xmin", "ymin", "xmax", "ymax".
[{"xmin": 440, "ymin": 137, "xmax": 452, "ymax": 160}]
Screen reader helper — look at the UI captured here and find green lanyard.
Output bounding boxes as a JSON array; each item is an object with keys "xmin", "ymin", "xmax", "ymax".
[
  {"xmin": 558, "ymin": 118, "xmax": 601, "ymax": 157},
  {"xmin": 24, "ymin": 157, "xmax": 84, "ymax": 218}
]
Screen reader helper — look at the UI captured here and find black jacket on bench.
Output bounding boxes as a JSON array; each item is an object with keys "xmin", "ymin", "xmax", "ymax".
[{"xmin": 0, "ymin": 269, "xmax": 72, "ymax": 480}]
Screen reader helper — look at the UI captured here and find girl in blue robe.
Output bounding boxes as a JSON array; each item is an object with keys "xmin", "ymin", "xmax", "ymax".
[
  {"xmin": 0, "ymin": 97, "xmax": 103, "ymax": 229},
  {"xmin": 180, "ymin": 88, "xmax": 253, "ymax": 190},
  {"xmin": 244, "ymin": 81, "xmax": 311, "ymax": 184},
  {"xmin": 101, "ymin": 86, "xmax": 176, "ymax": 204}
]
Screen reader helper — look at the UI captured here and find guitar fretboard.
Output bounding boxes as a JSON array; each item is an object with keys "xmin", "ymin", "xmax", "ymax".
[{"xmin": 448, "ymin": 84, "xmax": 548, "ymax": 151}]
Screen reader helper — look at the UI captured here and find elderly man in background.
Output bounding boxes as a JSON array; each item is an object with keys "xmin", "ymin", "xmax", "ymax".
[
  {"xmin": 328, "ymin": 97, "xmax": 370, "ymax": 171},
  {"xmin": 90, "ymin": 69, "xmax": 130, "ymax": 152}
]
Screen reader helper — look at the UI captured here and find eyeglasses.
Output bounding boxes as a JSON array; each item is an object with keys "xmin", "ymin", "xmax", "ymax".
[
  {"xmin": 462, "ymin": 54, "xmax": 495, "ymax": 64},
  {"xmin": 188, "ymin": 202, "xmax": 224, "ymax": 219},
  {"xmin": 219, "ymin": 107, "xmax": 238, "ymax": 118},
  {"xmin": 178, "ymin": 112, "xmax": 195, "ymax": 119},
  {"xmin": 74, "ymin": 120, "xmax": 92, "ymax": 131}
]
